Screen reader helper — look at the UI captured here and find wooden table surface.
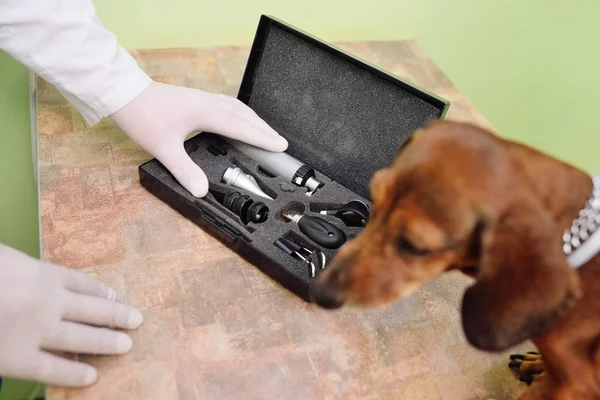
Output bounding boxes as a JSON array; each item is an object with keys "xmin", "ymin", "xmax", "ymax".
[{"xmin": 37, "ymin": 40, "xmax": 528, "ymax": 400}]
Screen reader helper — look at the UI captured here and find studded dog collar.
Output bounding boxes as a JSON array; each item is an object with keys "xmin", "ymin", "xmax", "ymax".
[{"xmin": 563, "ymin": 175, "xmax": 600, "ymax": 268}]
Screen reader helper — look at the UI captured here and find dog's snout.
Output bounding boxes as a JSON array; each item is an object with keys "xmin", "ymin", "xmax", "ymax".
[
  {"xmin": 314, "ymin": 285, "xmax": 345, "ymax": 309},
  {"xmin": 313, "ymin": 264, "xmax": 348, "ymax": 309}
]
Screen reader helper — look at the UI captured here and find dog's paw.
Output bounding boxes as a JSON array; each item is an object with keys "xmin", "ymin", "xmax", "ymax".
[{"xmin": 508, "ymin": 351, "xmax": 545, "ymax": 386}]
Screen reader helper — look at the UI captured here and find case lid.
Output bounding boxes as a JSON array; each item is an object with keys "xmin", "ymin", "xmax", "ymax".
[{"xmin": 238, "ymin": 15, "xmax": 450, "ymax": 200}]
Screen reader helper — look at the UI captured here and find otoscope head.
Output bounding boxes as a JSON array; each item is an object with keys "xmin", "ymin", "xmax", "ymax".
[{"xmin": 222, "ymin": 166, "xmax": 274, "ymax": 200}]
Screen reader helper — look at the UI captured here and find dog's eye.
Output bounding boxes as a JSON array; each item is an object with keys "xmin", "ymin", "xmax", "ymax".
[{"xmin": 395, "ymin": 236, "xmax": 431, "ymax": 256}]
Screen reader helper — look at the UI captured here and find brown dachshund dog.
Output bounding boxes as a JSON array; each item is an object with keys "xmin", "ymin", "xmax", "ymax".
[{"xmin": 314, "ymin": 120, "xmax": 600, "ymax": 399}]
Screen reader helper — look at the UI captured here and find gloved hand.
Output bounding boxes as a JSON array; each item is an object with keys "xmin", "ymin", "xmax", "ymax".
[
  {"xmin": 0, "ymin": 244, "xmax": 143, "ymax": 387},
  {"xmin": 110, "ymin": 82, "xmax": 288, "ymax": 198}
]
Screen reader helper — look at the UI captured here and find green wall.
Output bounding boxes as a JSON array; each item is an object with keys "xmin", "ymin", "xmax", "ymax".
[
  {"xmin": 0, "ymin": 1, "xmax": 598, "ymax": 398},
  {"xmin": 93, "ymin": 0, "xmax": 599, "ymax": 173},
  {"xmin": 0, "ymin": 53, "xmax": 38, "ymax": 257}
]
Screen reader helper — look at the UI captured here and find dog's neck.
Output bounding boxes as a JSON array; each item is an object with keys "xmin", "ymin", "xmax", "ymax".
[{"xmin": 510, "ymin": 143, "xmax": 599, "ymax": 268}]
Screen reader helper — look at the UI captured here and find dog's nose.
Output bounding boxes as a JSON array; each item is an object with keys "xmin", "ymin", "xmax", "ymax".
[
  {"xmin": 313, "ymin": 284, "xmax": 345, "ymax": 309},
  {"xmin": 313, "ymin": 266, "xmax": 347, "ymax": 309}
]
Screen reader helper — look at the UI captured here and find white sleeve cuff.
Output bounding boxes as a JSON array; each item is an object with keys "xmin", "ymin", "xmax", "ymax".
[{"xmin": 61, "ymin": 67, "xmax": 154, "ymax": 126}]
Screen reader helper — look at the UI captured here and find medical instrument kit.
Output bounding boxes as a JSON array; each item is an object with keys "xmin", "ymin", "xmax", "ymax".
[{"xmin": 138, "ymin": 15, "xmax": 450, "ymax": 302}]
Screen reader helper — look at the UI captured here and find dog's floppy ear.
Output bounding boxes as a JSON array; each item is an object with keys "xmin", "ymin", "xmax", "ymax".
[{"xmin": 461, "ymin": 198, "xmax": 582, "ymax": 351}]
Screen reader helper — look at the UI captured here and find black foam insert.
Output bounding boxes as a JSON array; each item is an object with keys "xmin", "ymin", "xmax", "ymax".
[
  {"xmin": 138, "ymin": 15, "xmax": 449, "ymax": 302},
  {"xmin": 140, "ymin": 134, "xmax": 366, "ymax": 302}
]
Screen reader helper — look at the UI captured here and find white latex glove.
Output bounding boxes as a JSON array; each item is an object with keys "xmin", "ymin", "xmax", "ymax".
[
  {"xmin": 0, "ymin": 244, "xmax": 143, "ymax": 387},
  {"xmin": 110, "ymin": 82, "xmax": 288, "ymax": 198}
]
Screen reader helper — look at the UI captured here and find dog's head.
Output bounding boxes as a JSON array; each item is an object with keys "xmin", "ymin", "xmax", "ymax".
[{"xmin": 314, "ymin": 120, "xmax": 581, "ymax": 351}]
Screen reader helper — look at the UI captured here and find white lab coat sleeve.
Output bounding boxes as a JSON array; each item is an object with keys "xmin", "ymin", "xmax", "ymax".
[{"xmin": 0, "ymin": 0, "xmax": 153, "ymax": 126}]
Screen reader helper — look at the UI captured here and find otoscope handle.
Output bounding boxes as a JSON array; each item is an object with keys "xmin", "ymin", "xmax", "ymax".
[{"xmin": 297, "ymin": 215, "xmax": 346, "ymax": 249}]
